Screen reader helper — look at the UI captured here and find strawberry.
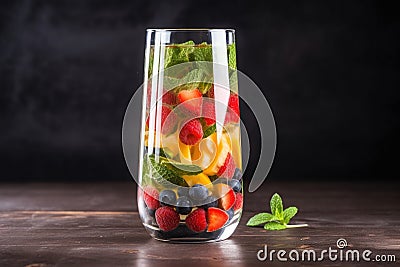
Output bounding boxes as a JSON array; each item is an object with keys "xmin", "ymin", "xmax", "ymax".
[
  {"xmin": 228, "ymin": 93, "xmax": 240, "ymax": 116},
  {"xmin": 179, "ymin": 119, "xmax": 203, "ymax": 145},
  {"xmin": 233, "ymin": 193, "xmax": 243, "ymax": 211},
  {"xmin": 177, "ymin": 88, "xmax": 202, "ymax": 115},
  {"xmin": 225, "ymin": 93, "xmax": 240, "ymax": 124},
  {"xmin": 206, "ymin": 207, "xmax": 229, "ymax": 232},
  {"xmin": 146, "ymin": 105, "xmax": 176, "ymax": 135},
  {"xmin": 155, "ymin": 206, "xmax": 180, "ymax": 232},
  {"xmin": 202, "ymin": 101, "xmax": 216, "ymax": 126},
  {"xmin": 185, "ymin": 208, "xmax": 207, "ymax": 233},
  {"xmin": 162, "ymin": 90, "xmax": 176, "ymax": 106},
  {"xmin": 218, "ymin": 186, "xmax": 236, "ymax": 211},
  {"xmin": 217, "ymin": 152, "xmax": 236, "ymax": 179},
  {"xmin": 143, "ymin": 186, "xmax": 160, "ymax": 210}
]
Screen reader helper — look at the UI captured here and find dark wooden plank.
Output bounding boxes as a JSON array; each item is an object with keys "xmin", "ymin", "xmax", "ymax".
[
  {"xmin": 0, "ymin": 182, "xmax": 399, "ymax": 267},
  {"xmin": 0, "ymin": 183, "xmax": 137, "ymax": 212}
]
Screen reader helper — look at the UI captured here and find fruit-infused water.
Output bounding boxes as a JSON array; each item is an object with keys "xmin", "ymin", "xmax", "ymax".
[{"xmin": 138, "ymin": 30, "xmax": 242, "ymax": 242}]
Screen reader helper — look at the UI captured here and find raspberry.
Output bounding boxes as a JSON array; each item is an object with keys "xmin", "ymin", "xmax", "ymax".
[
  {"xmin": 233, "ymin": 193, "xmax": 243, "ymax": 211},
  {"xmin": 185, "ymin": 208, "xmax": 207, "ymax": 233},
  {"xmin": 202, "ymin": 101, "xmax": 216, "ymax": 126},
  {"xmin": 143, "ymin": 186, "xmax": 160, "ymax": 210},
  {"xmin": 155, "ymin": 206, "xmax": 180, "ymax": 232},
  {"xmin": 217, "ymin": 152, "xmax": 236, "ymax": 178},
  {"xmin": 179, "ymin": 119, "xmax": 203, "ymax": 145},
  {"xmin": 160, "ymin": 105, "xmax": 176, "ymax": 134},
  {"xmin": 162, "ymin": 90, "xmax": 176, "ymax": 106}
]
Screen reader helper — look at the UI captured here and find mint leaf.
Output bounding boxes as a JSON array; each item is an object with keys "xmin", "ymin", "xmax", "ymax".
[
  {"xmin": 247, "ymin": 192, "xmax": 306, "ymax": 231},
  {"xmin": 169, "ymin": 162, "xmax": 202, "ymax": 176},
  {"xmin": 227, "ymin": 44, "xmax": 237, "ymax": 70},
  {"xmin": 163, "ymin": 68, "xmax": 213, "ymax": 93},
  {"xmin": 246, "ymin": 213, "xmax": 275, "ymax": 226},
  {"xmin": 148, "ymin": 48, "xmax": 154, "ymax": 76},
  {"xmin": 153, "ymin": 148, "xmax": 171, "ymax": 159},
  {"xmin": 270, "ymin": 193, "xmax": 283, "ymax": 219},
  {"xmin": 164, "ymin": 41, "xmax": 195, "ymax": 69},
  {"xmin": 189, "ymin": 42, "xmax": 213, "ymax": 62},
  {"xmin": 283, "ymin": 207, "xmax": 298, "ymax": 224},
  {"xmin": 203, "ymin": 124, "xmax": 216, "ymax": 138},
  {"xmin": 149, "ymin": 154, "xmax": 202, "ymax": 176},
  {"xmin": 147, "ymin": 155, "xmax": 189, "ymax": 187},
  {"xmin": 182, "ymin": 68, "xmax": 213, "ymax": 94},
  {"xmin": 161, "ymin": 41, "xmax": 235, "ymax": 95},
  {"xmin": 163, "ymin": 75, "xmax": 181, "ymax": 91},
  {"xmin": 264, "ymin": 222, "xmax": 287, "ymax": 231},
  {"xmin": 229, "ymin": 71, "xmax": 238, "ymax": 93},
  {"xmin": 141, "ymin": 155, "xmax": 153, "ymax": 186}
]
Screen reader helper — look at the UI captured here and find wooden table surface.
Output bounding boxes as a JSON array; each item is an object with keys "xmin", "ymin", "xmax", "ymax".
[{"xmin": 0, "ymin": 182, "xmax": 399, "ymax": 267}]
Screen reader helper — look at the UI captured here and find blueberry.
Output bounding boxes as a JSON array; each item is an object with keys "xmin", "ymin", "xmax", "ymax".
[
  {"xmin": 188, "ymin": 184, "xmax": 209, "ymax": 202},
  {"xmin": 200, "ymin": 196, "xmax": 218, "ymax": 210},
  {"xmin": 228, "ymin": 179, "xmax": 242, "ymax": 193},
  {"xmin": 177, "ymin": 187, "xmax": 189, "ymax": 197},
  {"xmin": 226, "ymin": 208, "xmax": 234, "ymax": 220},
  {"xmin": 175, "ymin": 196, "xmax": 193, "ymax": 215},
  {"xmin": 232, "ymin": 168, "xmax": 242, "ymax": 180},
  {"xmin": 159, "ymin": 189, "xmax": 177, "ymax": 206}
]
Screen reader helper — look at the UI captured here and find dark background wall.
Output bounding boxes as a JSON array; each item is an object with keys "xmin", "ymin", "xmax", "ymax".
[{"xmin": 0, "ymin": 0, "xmax": 399, "ymax": 182}]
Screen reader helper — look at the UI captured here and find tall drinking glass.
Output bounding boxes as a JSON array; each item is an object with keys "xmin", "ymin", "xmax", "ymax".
[{"xmin": 138, "ymin": 29, "xmax": 242, "ymax": 242}]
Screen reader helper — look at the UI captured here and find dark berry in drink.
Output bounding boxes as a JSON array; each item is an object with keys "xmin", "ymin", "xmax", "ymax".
[
  {"xmin": 159, "ymin": 189, "xmax": 177, "ymax": 206},
  {"xmin": 176, "ymin": 196, "xmax": 193, "ymax": 215},
  {"xmin": 189, "ymin": 184, "xmax": 209, "ymax": 202}
]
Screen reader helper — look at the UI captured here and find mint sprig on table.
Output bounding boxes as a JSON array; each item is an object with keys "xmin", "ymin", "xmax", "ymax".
[{"xmin": 246, "ymin": 193, "xmax": 308, "ymax": 230}]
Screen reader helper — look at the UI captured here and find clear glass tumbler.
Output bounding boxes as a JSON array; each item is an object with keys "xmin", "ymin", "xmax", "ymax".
[{"xmin": 137, "ymin": 29, "xmax": 243, "ymax": 242}]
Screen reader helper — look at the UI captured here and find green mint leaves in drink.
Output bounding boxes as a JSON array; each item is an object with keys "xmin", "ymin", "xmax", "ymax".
[
  {"xmin": 163, "ymin": 41, "xmax": 236, "ymax": 69},
  {"xmin": 149, "ymin": 41, "xmax": 237, "ymax": 95}
]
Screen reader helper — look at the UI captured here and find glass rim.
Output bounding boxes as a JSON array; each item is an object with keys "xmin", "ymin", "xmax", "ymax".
[{"xmin": 146, "ymin": 28, "xmax": 235, "ymax": 33}]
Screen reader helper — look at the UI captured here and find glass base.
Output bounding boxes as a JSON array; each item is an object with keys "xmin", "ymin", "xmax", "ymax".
[{"xmin": 143, "ymin": 213, "xmax": 241, "ymax": 243}]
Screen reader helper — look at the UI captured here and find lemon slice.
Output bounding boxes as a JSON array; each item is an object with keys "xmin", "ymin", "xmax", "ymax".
[
  {"xmin": 182, "ymin": 173, "xmax": 212, "ymax": 187},
  {"xmin": 179, "ymin": 140, "xmax": 192, "ymax": 164},
  {"xmin": 203, "ymin": 132, "xmax": 232, "ymax": 176},
  {"xmin": 191, "ymin": 132, "xmax": 218, "ymax": 170},
  {"xmin": 161, "ymin": 131, "xmax": 180, "ymax": 158},
  {"xmin": 225, "ymin": 125, "xmax": 242, "ymax": 169}
]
